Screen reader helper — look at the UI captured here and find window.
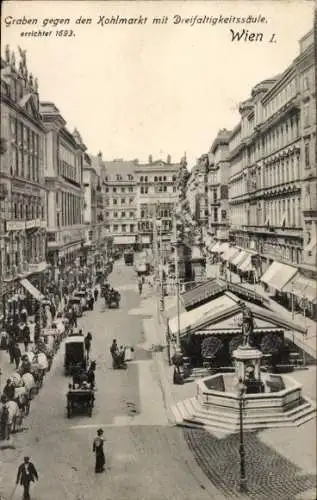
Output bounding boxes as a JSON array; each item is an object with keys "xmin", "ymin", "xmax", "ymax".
[
  {"xmin": 129, "ymin": 211, "xmax": 134, "ymax": 217},
  {"xmin": 141, "ymin": 210, "xmax": 145, "ymax": 218},
  {"xmin": 221, "ymin": 210, "xmax": 227, "ymax": 220},
  {"xmin": 154, "ymin": 176, "xmax": 158, "ymax": 182},
  {"xmin": 121, "ymin": 198, "xmax": 125, "ymax": 205},
  {"xmin": 105, "ymin": 187, "xmax": 109, "ymax": 192},
  {"xmin": 303, "ymin": 105, "xmax": 310, "ymax": 128},
  {"xmin": 163, "ymin": 176, "xmax": 166, "ymax": 181},
  {"xmin": 173, "ymin": 186, "xmax": 176, "ymax": 192},
  {"xmin": 113, "ymin": 224, "xmax": 118, "ymax": 232},
  {"xmin": 144, "ymin": 176, "xmax": 148, "ymax": 182},
  {"xmin": 141, "ymin": 186, "xmax": 144, "ymax": 194},
  {"xmin": 128, "ymin": 187, "xmax": 133, "ymax": 192},
  {"xmin": 122, "ymin": 224, "xmax": 126, "ymax": 232},
  {"xmin": 130, "ymin": 224, "xmax": 134, "ymax": 233},
  {"xmin": 121, "ymin": 211, "xmax": 126, "ymax": 217},
  {"xmin": 116, "ymin": 174, "xmax": 122, "ymax": 181},
  {"xmin": 140, "ymin": 176, "xmax": 144, "ymax": 182},
  {"xmin": 305, "ymin": 141, "xmax": 310, "ymax": 168},
  {"xmin": 128, "ymin": 174, "xmax": 133, "ymax": 181},
  {"xmin": 113, "ymin": 187, "xmax": 116, "ymax": 193},
  {"xmin": 114, "ymin": 212, "xmax": 118, "ymax": 217},
  {"xmin": 163, "ymin": 186, "xmax": 167, "ymax": 192},
  {"xmin": 105, "ymin": 211, "xmax": 109, "ymax": 217},
  {"xmin": 113, "ymin": 199, "xmax": 117, "ymax": 205},
  {"xmin": 129, "ymin": 198, "xmax": 133, "ymax": 204},
  {"xmin": 121, "ymin": 187, "xmax": 125, "ymax": 192}
]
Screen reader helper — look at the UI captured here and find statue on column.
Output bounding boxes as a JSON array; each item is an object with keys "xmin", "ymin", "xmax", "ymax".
[
  {"xmin": 10, "ymin": 51, "xmax": 16, "ymax": 69},
  {"xmin": 241, "ymin": 306, "xmax": 254, "ymax": 347}
]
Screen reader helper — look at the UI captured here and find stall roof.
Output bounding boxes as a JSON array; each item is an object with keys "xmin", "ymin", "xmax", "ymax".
[
  {"xmin": 181, "ymin": 279, "xmax": 227, "ymax": 309},
  {"xmin": 238, "ymin": 254, "xmax": 253, "ymax": 272},
  {"xmin": 222, "ymin": 247, "xmax": 240, "ymax": 262},
  {"xmin": 168, "ymin": 292, "xmax": 307, "ymax": 338},
  {"xmin": 231, "ymin": 251, "xmax": 249, "ymax": 267},
  {"xmin": 168, "ymin": 295, "xmax": 240, "ymax": 337},
  {"xmin": 260, "ymin": 261, "xmax": 297, "ymax": 292}
]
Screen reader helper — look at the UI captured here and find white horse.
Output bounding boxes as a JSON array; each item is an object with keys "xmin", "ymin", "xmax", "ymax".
[
  {"xmin": 36, "ymin": 352, "xmax": 49, "ymax": 371},
  {"xmin": 22, "ymin": 373, "xmax": 36, "ymax": 392},
  {"xmin": 7, "ymin": 400, "xmax": 21, "ymax": 432},
  {"xmin": 11, "ymin": 372, "xmax": 23, "ymax": 387},
  {"xmin": 23, "ymin": 351, "xmax": 35, "ymax": 363}
]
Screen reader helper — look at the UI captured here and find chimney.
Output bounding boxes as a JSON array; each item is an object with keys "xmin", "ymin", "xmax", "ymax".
[
  {"xmin": 167, "ymin": 155, "xmax": 171, "ymax": 164},
  {"xmin": 97, "ymin": 151, "xmax": 103, "ymax": 159},
  {"xmin": 148, "ymin": 155, "xmax": 153, "ymax": 164}
]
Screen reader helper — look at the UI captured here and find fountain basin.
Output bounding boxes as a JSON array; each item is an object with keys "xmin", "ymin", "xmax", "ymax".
[{"xmin": 172, "ymin": 372, "xmax": 316, "ymax": 434}]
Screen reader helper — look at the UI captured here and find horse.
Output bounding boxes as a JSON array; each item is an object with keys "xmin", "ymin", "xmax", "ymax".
[
  {"xmin": 21, "ymin": 373, "xmax": 36, "ymax": 399},
  {"xmin": 6, "ymin": 400, "xmax": 22, "ymax": 433}
]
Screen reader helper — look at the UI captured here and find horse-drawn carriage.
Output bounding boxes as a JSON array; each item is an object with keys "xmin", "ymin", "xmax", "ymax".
[
  {"xmin": 105, "ymin": 289, "xmax": 121, "ymax": 308},
  {"xmin": 64, "ymin": 335, "xmax": 87, "ymax": 376},
  {"xmin": 66, "ymin": 385, "xmax": 94, "ymax": 418}
]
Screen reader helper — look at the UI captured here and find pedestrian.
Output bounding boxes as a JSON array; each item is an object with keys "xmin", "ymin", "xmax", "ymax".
[
  {"xmin": 16, "ymin": 456, "xmax": 38, "ymax": 500},
  {"xmin": 13, "ymin": 343, "xmax": 22, "ymax": 369},
  {"xmin": 7, "ymin": 335, "xmax": 15, "ymax": 364},
  {"xmin": 3, "ymin": 378, "xmax": 15, "ymax": 401},
  {"xmin": 138, "ymin": 280, "xmax": 142, "ymax": 295},
  {"xmin": 21, "ymin": 323, "xmax": 31, "ymax": 352},
  {"xmin": 93, "ymin": 287, "xmax": 98, "ymax": 302},
  {"xmin": 93, "ymin": 428, "xmax": 105, "ymax": 473}
]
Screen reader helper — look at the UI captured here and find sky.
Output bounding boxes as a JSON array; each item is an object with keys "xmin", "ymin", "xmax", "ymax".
[{"xmin": 1, "ymin": 1, "xmax": 315, "ymax": 168}]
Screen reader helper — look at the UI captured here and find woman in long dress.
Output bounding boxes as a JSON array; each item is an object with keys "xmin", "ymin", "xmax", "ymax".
[{"xmin": 93, "ymin": 428, "xmax": 105, "ymax": 473}]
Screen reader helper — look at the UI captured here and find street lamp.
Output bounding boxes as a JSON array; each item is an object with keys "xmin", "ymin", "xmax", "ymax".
[{"xmin": 238, "ymin": 377, "xmax": 247, "ymax": 492}]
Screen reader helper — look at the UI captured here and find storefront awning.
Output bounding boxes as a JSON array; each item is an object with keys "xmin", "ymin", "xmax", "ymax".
[
  {"xmin": 260, "ymin": 261, "xmax": 297, "ymax": 292},
  {"xmin": 238, "ymin": 255, "xmax": 254, "ymax": 272},
  {"xmin": 282, "ymin": 273, "xmax": 317, "ymax": 303},
  {"xmin": 222, "ymin": 247, "xmax": 240, "ymax": 262},
  {"xmin": 113, "ymin": 236, "xmax": 136, "ymax": 245},
  {"xmin": 231, "ymin": 251, "xmax": 248, "ymax": 267},
  {"xmin": 218, "ymin": 242, "xmax": 229, "ymax": 254},
  {"xmin": 20, "ymin": 279, "xmax": 44, "ymax": 301}
]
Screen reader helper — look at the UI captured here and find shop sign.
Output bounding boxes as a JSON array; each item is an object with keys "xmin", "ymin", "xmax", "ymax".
[
  {"xmin": 6, "ymin": 221, "xmax": 26, "ymax": 231},
  {"xmin": 25, "ymin": 219, "xmax": 41, "ymax": 229}
]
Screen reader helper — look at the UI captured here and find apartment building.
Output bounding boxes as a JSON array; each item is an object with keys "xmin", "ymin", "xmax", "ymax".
[
  {"xmin": 41, "ymin": 102, "xmax": 86, "ymax": 267},
  {"xmin": 207, "ymin": 129, "xmax": 231, "ymax": 242},
  {"xmin": 0, "ymin": 46, "xmax": 47, "ymax": 316},
  {"xmin": 135, "ymin": 155, "xmax": 180, "ymax": 248},
  {"xmin": 102, "ymin": 159, "xmax": 137, "ymax": 249},
  {"xmin": 227, "ymin": 28, "xmax": 316, "ymax": 298}
]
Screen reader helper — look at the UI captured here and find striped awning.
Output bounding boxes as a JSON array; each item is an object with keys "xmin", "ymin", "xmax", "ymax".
[
  {"xmin": 181, "ymin": 279, "xmax": 227, "ymax": 309},
  {"xmin": 223, "ymin": 247, "xmax": 240, "ymax": 262},
  {"xmin": 238, "ymin": 255, "xmax": 254, "ymax": 272},
  {"xmin": 20, "ymin": 279, "xmax": 44, "ymax": 301},
  {"xmin": 231, "ymin": 251, "xmax": 248, "ymax": 267},
  {"xmin": 282, "ymin": 273, "xmax": 317, "ymax": 304},
  {"xmin": 260, "ymin": 261, "xmax": 297, "ymax": 292}
]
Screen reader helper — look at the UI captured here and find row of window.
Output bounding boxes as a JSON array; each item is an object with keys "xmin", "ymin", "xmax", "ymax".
[
  {"xmin": 104, "ymin": 198, "xmax": 134, "ymax": 206},
  {"xmin": 105, "ymin": 186, "xmax": 134, "ymax": 193},
  {"xmin": 105, "ymin": 224, "xmax": 135, "ymax": 233},
  {"xmin": 12, "ymin": 200, "xmax": 44, "ymax": 221},
  {"xmin": 58, "ymin": 159, "xmax": 81, "ymax": 184},
  {"xmin": 104, "ymin": 174, "xmax": 134, "ymax": 182},
  {"xmin": 10, "ymin": 118, "xmax": 41, "ymax": 182},
  {"xmin": 105, "ymin": 211, "xmax": 135, "ymax": 218},
  {"xmin": 58, "ymin": 192, "xmax": 83, "ymax": 227}
]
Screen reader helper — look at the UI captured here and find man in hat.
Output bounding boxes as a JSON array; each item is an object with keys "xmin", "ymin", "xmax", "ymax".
[
  {"xmin": 93, "ymin": 428, "xmax": 105, "ymax": 473},
  {"xmin": 16, "ymin": 456, "xmax": 38, "ymax": 500}
]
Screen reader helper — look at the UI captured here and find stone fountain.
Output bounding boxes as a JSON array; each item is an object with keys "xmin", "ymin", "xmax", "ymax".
[{"xmin": 172, "ymin": 306, "xmax": 316, "ymax": 434}]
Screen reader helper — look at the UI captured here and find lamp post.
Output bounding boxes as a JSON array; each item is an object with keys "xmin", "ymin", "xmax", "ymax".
[{"xmin": 238, "ymin": 378, "xmax": 247, "ymax": 493}]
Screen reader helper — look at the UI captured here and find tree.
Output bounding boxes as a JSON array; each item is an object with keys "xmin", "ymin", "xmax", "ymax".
[
  {"xmin": 201, "ymin": 336, "xmax": 223, "ymax": 358},
  {"xmin": 260, "ymin": 334, "xmax": 283, "ymax": 369}
]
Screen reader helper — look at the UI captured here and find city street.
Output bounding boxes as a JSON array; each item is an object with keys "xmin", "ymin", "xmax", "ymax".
[{"xmin": 0, "ymin": 261, "xmax": 214, "ymax": 500}]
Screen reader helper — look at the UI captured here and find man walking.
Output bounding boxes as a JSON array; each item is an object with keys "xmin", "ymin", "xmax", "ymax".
[{"xmin": 16, "ymin": 456, "xmax": 38, "ymax": 500}]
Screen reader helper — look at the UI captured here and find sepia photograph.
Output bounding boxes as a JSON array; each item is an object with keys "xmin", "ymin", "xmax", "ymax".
[{"xmin": 0, "ymin": 1, "xmax": 316, "ymax": 499}]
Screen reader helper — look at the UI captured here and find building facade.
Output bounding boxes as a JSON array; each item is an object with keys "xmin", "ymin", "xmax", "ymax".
[
  {"xmin": 83, "ymin": 153, "xmax": 101, "ymax": 250},
  {"xmin": 207, "ymin": 129, "xmax": 231, "ymax": 242},
  {"xmin": 102, "ymin": 159, "xmax": 137, "ymax": 249},
  {"xmin": 40, "ymin": 102, "xmax": 86, "ymax": 268},
  {"xmin": 1, "ymin": 46, "xmax": 47, "ymax": 317},
  {"xmin": 135, "ymin": 156, "xmax": 180, "ymax": 249},
  {"xmin": 228, "ymin": 29, "xmax": 316, "ymax": 279}
]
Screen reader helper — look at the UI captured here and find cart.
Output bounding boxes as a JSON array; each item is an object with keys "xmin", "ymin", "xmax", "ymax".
[
  {"xmin": 66, "ymin": 388, "xmax": 94, "ymax": 418},
  {"xmin": 106, "ymin": 291, "xmax": 120, "ymax": 308},
  {"xmin": 64, "ymin": 336, "xmax": 87, "ymax": 376}
]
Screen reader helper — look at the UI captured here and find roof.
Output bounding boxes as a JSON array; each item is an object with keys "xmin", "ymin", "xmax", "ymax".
[
  {"xmin": 64, "ymin": 335, "xmax": 85, "ymax": 344},
  {"xmin": 181, "ymin": 279, "xmax": 227, "ymax": 309},
  {"xmin": 168, "ymin": 292, "xmax": 307, "ymax": 338}
]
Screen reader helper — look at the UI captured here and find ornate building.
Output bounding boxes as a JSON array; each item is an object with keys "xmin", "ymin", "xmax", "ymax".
[
  {"xmin": 1, "ymin": 45, "xmax": 47, "ymax": 317},
  {"xmin": 40, "ymin": 102, "xmax": 86, "ymax": 267},
  {"xmin": 83, "ymin": 153, "xmax": 102, "ymax": 252},
  {"xmin": 228, "ymin": 29, "xmax": 316, "ymax": 281},
  {"xmin": 135, "ymin": 155, "xmax": 180, "ymax": 249}
]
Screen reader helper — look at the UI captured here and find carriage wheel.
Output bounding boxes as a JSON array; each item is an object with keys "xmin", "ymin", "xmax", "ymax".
[
  {"xmin": 25, "ymin": 400, "xmax": 31, "ymax": 417},
  {"xmin": 67, "ymin": 405, "xmax": 72, "ymax": 418}
]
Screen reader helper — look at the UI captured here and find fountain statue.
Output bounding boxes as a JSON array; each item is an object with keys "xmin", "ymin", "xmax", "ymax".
[{"xmin": 232, "ymin": 305, "xmax": 264, "ymax": 392}]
